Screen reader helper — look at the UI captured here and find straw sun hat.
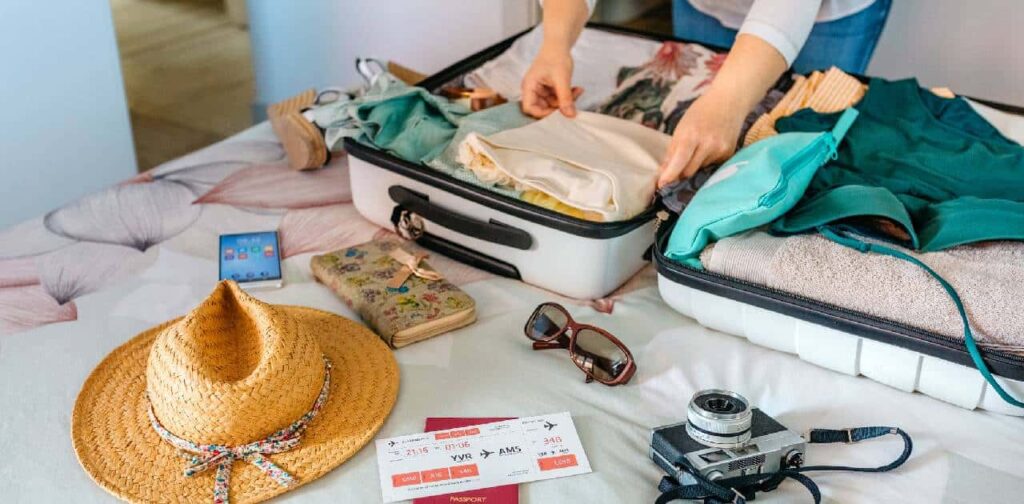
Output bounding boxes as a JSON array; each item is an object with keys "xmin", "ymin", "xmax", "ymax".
[{"xmin": 72, "ymin": 281, "xmax": 399, "ymax": 503}]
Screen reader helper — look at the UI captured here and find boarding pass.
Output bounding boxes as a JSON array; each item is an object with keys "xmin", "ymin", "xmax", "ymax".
[{"xmin": 375, "ymin": 412, "xmax": 591, "ymax": 502}]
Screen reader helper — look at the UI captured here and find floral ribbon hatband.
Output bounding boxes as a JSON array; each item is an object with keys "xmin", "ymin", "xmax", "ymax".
[{"xmin": 147, "ymin": 358, "xmax": 332, "ymax": 504}]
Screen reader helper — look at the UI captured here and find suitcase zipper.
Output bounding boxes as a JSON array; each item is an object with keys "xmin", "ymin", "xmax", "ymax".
[
  {"xmin": 655, "ymin": 210, "xmax": 671, "ymax": 234},
  {"xmin": 760, "ymin": 133, "xmax": 837, "ymax": 207}
]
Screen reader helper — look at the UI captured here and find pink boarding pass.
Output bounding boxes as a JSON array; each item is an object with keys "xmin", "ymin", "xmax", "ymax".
[{"xmin": 376, "ymin": 412, "xmax": 591, "ymax": 503}]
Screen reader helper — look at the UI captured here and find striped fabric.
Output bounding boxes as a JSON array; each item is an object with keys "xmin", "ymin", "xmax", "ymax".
[{"xmin": 743, "ymin": 67, "xmax": 866, "ymax": 146}]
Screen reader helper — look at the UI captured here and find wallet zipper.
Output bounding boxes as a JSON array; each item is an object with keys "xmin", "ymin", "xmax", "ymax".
[{"xmin": 391, "ymin": 306, "xmax": 477, "ymax": 345}]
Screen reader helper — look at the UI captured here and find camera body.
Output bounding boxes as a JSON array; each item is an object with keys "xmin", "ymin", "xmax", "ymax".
[{"xmin": 650, "ymin": 390, "xmax": 805, "ymax": 485}]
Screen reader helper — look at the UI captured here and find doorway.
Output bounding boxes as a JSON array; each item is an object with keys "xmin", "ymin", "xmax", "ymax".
[{"xmin": 110, "ymin": 0, "xmax": 255, "ymax": 171}]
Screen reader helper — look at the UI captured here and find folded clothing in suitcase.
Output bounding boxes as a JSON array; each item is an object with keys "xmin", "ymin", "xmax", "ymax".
[
  {"xmin": 656, "ymin": 74, "xmax": 1024, "ymax": 414},
  {"xmin": 345, "ymin": 25, "xmax": 728, "ymax": 299}
]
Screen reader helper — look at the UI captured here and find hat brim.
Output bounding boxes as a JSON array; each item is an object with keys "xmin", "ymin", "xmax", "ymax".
[{"xmin": 72, "ymin": 306, "xmax": 399, "ymax": 503}]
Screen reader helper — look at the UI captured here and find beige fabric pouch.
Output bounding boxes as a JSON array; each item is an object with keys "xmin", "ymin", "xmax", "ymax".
[{"xmin": 458, "ymin": 111, "xmax": 669, "ymax": 221}]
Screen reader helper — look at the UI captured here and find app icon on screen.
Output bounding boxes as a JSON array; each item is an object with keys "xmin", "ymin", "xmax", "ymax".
[
  {"xmin": 246, "ymin": 272, "xmax": 254, "ymax": 278},
  {"xmin": 239, "ymin": 252, "xmax": 248, "ymax": 260},
  {"xmin": 251, "ymin": 246, "xmax": 260, "ymax": 254},
  {"xmin": 264, "ymin": 245, "xmax": 274, "ymax": 257}
]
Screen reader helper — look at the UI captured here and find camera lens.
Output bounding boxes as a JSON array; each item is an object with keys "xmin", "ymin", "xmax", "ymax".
[
  {"xmin": 702, "ymin": 396, "xmax": 739, "ymax": 414},
  {"xmin": 686, "ymin": 389, "xmax": 753, "ymax": 449}
]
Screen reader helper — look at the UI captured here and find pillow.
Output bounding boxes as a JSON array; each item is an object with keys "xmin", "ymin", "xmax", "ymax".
[{"xmin": 664, "ymin": 108, "xmax": 859, "ymax": 268}]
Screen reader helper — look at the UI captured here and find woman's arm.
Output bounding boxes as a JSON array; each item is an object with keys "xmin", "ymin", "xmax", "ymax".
[
  {"xmin": 657, "ymin": 34, "xmax": 788, "ymax": 186},
  {"xmin": 520, "ymin": 0, "xmax": 593, "ymax": 118},
  {"xmin": 658, "ymin": 0, "xmax": 821, "ymax": 187}
]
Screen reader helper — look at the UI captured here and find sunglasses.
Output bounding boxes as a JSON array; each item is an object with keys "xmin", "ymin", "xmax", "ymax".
[{"xmin": 523, "ymin": 302, "xmax": 636, "ymax": 386}]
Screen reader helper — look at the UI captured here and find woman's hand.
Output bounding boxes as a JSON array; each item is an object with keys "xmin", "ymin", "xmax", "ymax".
[
  {"xmin": 656, "ymin": 34, "xmax": 789, "ymax": 188},
  {"xmin": 521, "ymin": 46, "xmax": 584, "ymax": 119},
  {"xmin": 657, "ymin": 89, "xmax": 746, "ymax": 188}
]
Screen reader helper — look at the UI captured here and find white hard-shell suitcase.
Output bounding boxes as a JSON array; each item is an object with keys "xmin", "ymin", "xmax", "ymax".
[
  {"xmin": 347, "ymin": 26, "xmax": 669, "ymax": 299},
  {"xmin": 650, "ymin": 68, "xmax": 1024, "ymax": 415},
  {"xmin": 653, "ymin": 208, "xmax": 1024, "ymax": 416}
]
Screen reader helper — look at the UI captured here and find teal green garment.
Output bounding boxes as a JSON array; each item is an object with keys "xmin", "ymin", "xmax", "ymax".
[
  {"xmin": 773, "ymin": 78, "xmax": 1024, "ymax": 251},
  {"xmin": 424, "ymin": 103, "xmax": 534, "ymax": 198},
  {"xmin": 664, "ymin": 108, "xmax": 859, "ymax": 268},
  {"xmin": 311, "ymin": 73, "xmax": 470, "ymax": 164},
  {"xmin": 310, "ymin": 75, "xmax": 531, "ymax": 197}
]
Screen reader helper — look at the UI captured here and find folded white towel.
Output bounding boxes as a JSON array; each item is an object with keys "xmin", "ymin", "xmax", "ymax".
[
  {"xmin": 458, "ymin": 111, "xmax": 669, "ymax": 221},
  {"xmin": 701, "ymin": 230, "xmax": 1024, "ymax": 349}
]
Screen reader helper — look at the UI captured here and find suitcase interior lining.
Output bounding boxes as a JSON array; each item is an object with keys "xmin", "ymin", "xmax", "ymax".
[{"xmin": 345, "ymin": 23, "xmax": 740, "ymax": 240}]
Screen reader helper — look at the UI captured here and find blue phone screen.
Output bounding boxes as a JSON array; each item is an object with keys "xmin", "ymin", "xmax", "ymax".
[{"xmin": 219, "ymin": 231, "xmax": 282, "ymax": 282}]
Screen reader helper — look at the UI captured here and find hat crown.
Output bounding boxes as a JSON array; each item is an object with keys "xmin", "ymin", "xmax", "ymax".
[{"xmin": 146, "ymin": 281, "xmax": 326, "ymax": 445}]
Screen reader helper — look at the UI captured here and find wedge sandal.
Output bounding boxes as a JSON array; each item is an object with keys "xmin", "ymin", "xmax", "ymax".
[{"xmin": 268, "ymin": 89, "xmax": 330, "ymax": 171}]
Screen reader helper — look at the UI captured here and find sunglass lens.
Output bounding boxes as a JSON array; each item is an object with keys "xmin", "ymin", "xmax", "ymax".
[
  {"xmin": 572, "ymin": 328, "xmax": 630, "ymax": 382},
  {"xmin": 527, "ymin": 305, "xmax": 568, "ymax": 341}
]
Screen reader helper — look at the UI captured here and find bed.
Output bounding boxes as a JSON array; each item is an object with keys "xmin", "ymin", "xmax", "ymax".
[{"xmin": 1, "ymin": 119, "xmax": 1022, "ymax": 502}]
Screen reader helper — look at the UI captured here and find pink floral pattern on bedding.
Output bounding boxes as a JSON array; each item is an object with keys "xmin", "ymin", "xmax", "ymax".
[{"xmin": 0, "ymin": 127, "xmax": 655, "ymax": 335}]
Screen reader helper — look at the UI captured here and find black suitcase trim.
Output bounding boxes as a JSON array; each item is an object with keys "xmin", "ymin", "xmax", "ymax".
[
  {"xmin": 346, "ymin": 137, "xmax": 656, "ymax": 239},
  {"xmin": 652, "ymin": 218, "xmax": 1024, "ymax": 381}
]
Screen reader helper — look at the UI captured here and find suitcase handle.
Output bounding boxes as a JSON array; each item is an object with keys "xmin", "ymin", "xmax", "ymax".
[{"xmin": 388, "ymin": 185, "xmax": 533, "ymax": 250}]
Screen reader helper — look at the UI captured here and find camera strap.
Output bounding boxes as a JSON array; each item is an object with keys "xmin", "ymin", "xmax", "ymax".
[{"xmin": 655, "ymin": 426, "xmax": 913, "ymax": 504}]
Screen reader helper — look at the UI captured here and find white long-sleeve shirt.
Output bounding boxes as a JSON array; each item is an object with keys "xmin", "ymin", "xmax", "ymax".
[{"xmin": 560, "ymin": 0, "xmax": 875, "ymax": 66}]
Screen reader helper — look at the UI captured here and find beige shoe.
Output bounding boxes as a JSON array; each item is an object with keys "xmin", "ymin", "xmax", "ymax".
[
  {"xmin": 387, "ymin": 61, "xmax": 426, "ymax": 85},
  {"xmin": 268, "ymin": 89, "xmax": 329, "ymax": 171}
]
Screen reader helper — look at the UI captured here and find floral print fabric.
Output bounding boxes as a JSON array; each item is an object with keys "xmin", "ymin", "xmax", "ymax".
[
  {"xmin": 596, "ymin": 40, "xmax": 783, "ymax": 147},
  {"xmin": 310, "ymin": 240, "xmax": 475, "ymax": 347},
  {"xmin": 598, "ymin": 40, "xmax": 790, "ymax": 214},
  {"xmin": 597, "ymin": 41, "xmax": 724, "ymax": 134}
]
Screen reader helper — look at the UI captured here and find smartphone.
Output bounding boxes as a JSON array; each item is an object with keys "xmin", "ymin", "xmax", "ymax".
[{"xmin": 219, "ymin": 231, "xmax": 283, "ymax": 289}]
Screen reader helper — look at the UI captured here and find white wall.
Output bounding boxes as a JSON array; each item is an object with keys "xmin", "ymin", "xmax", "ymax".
[
  {"xmin": 868, "ymin": 0, "xmax": 1024, "ymax": 105},
  {"xmin": 0, "ymin": 1, "xmax": 137, "ymax": 230},
  {"xmin": 247, "ymin": 0, "xmax": 537, "ymax": 114}
]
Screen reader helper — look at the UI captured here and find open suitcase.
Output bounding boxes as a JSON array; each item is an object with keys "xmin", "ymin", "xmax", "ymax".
[
  {"xmin": 346, "ymin": 25, "xmax": 669, "ymax": 300},
  {"xmin": 654, "ymin": 209, "xmax": 1024, "ymax": 416},
  {"xmin": 346, "ymin": 24, "xmax": 1024, "ymax": 414},
  {"xmin": 650, "ymin": 62, "xmax": 1024, "ymax": 415}
]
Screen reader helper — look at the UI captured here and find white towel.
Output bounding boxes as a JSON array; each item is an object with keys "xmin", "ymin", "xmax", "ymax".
[
  {"xmin": 701, "ymin": 231, "xmax": 1024, "ymax": 349},
  {"xmin": 458, "ymin": 111, "xmax": 670, "ymax": 221}
]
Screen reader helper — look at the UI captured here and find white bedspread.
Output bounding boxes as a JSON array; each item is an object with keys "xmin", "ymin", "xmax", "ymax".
[{"xmin": 1, "ymin": 123, "xmax": 1022, "ymax": 503}]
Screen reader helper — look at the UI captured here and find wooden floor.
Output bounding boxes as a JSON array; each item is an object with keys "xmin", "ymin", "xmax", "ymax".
[{"xmin": 111, "ymin": 0, "xmax": 254, "ymax": 171}]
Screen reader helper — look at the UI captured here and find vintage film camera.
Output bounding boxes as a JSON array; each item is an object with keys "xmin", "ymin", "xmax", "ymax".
[{"xmin": 650, "ymin": 390, "xmax": 806, "ymax": 485}]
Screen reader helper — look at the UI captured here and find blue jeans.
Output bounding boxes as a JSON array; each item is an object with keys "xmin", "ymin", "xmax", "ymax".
[{"xmin": 671, "ymin": 0, "xmax": 892, "ymax": 74}]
